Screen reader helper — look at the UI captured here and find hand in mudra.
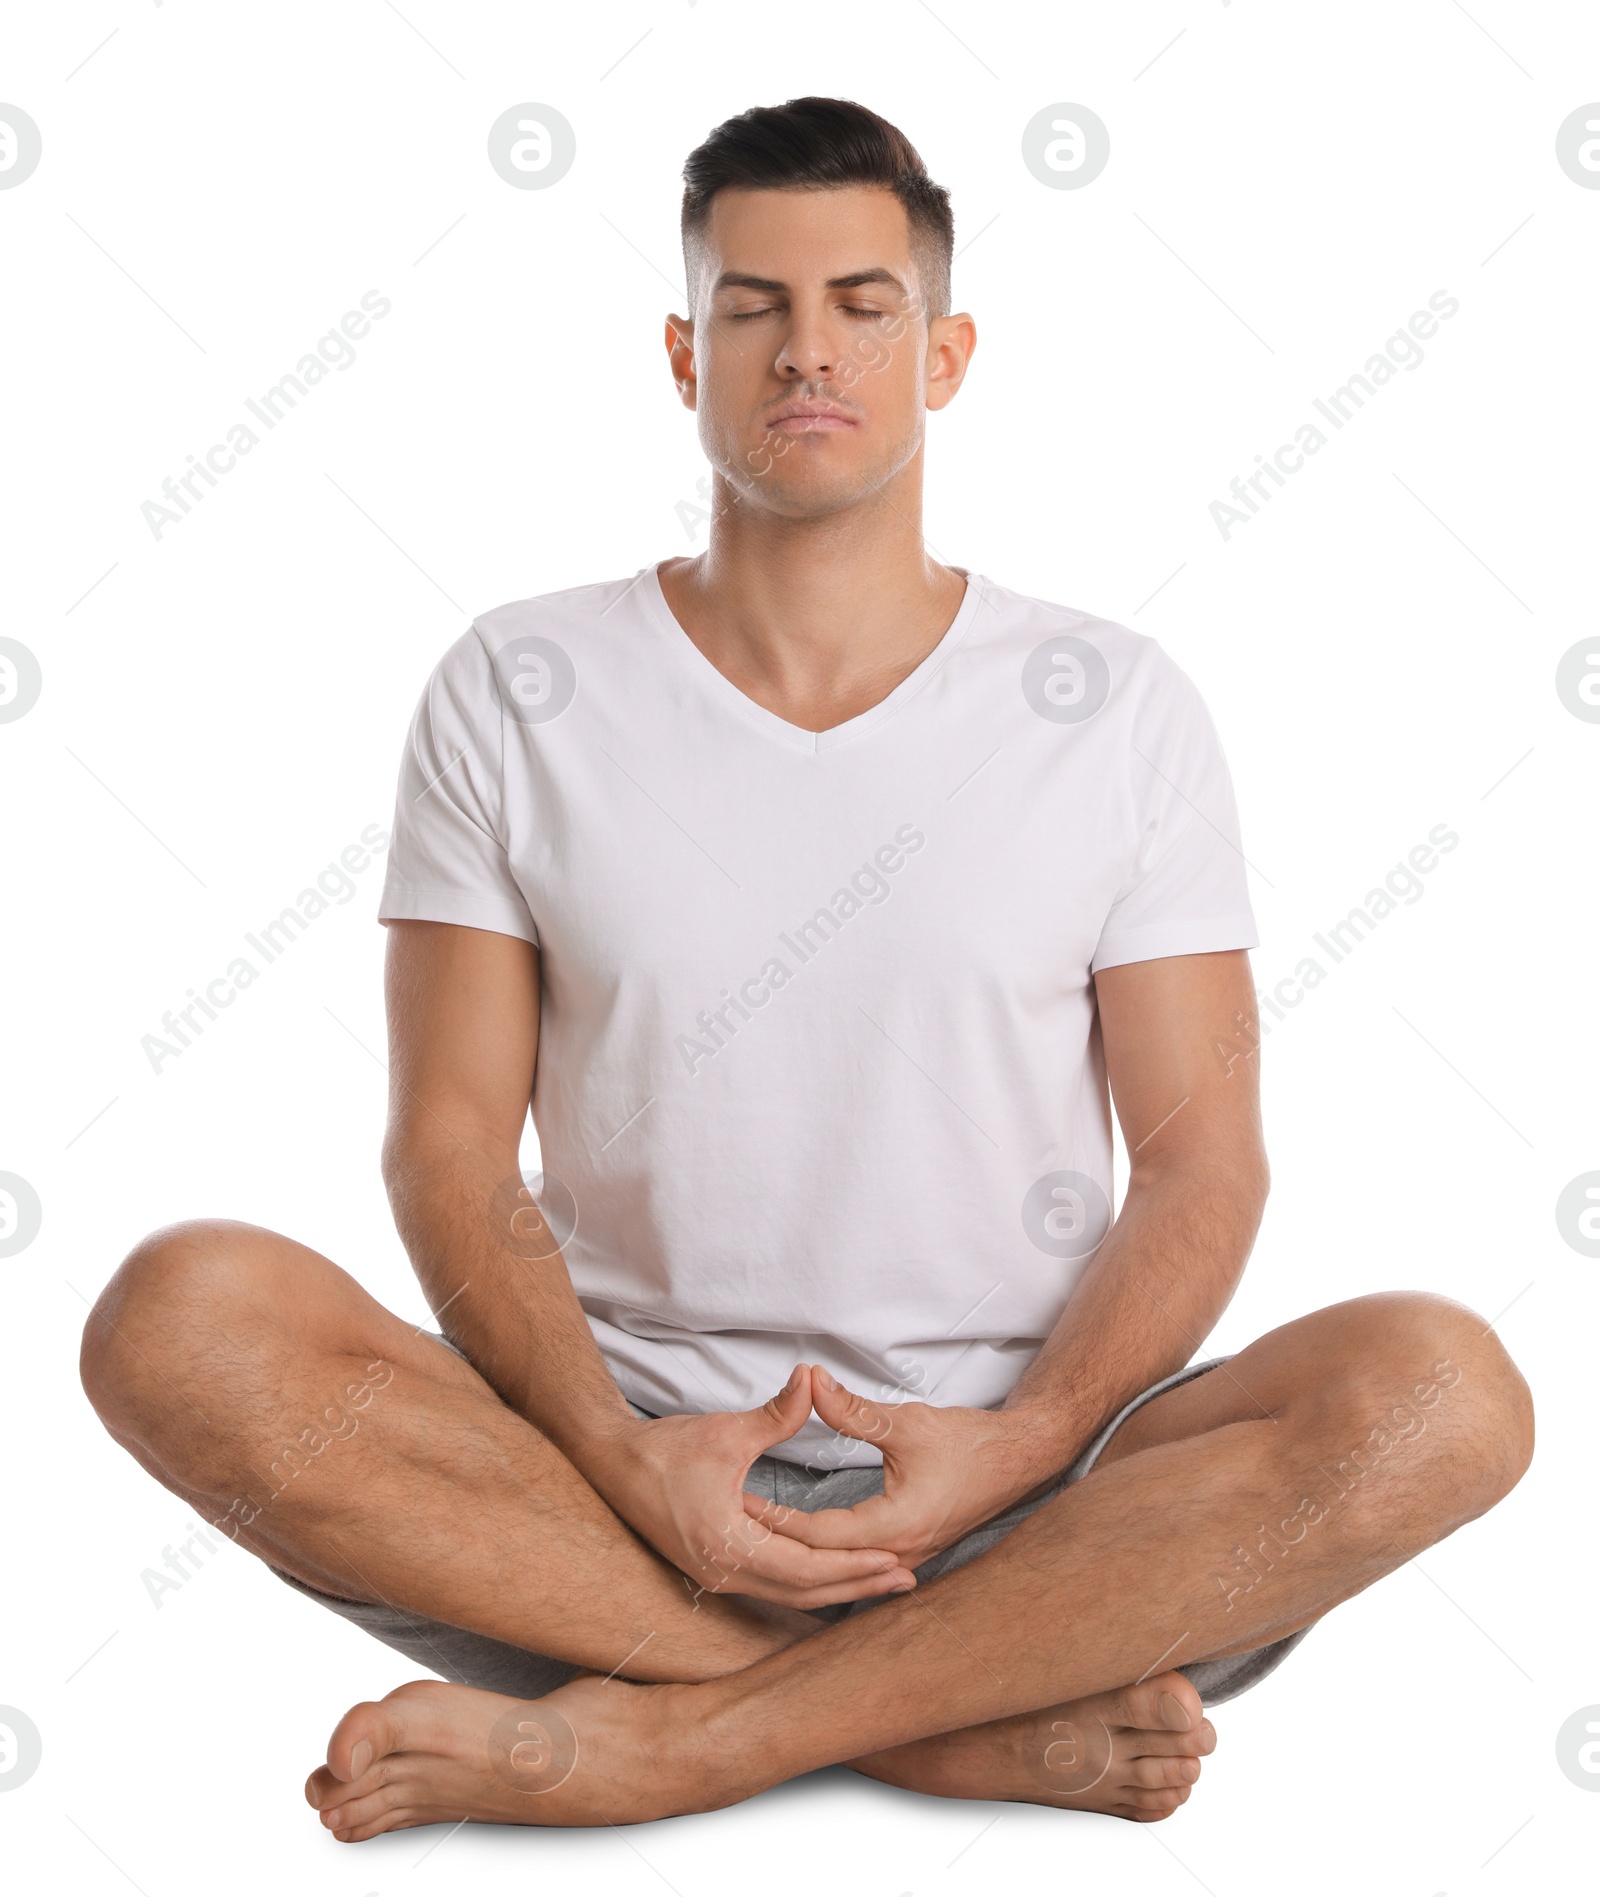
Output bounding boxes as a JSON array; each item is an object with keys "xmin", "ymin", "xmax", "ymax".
[
  {"xmin": 743, "ymin": 1365, "xmax": 1036, "ymax": 1573},
  {"xmin": 602, "ymin": 1364, "xmax": 918, "ymax": 1609}
]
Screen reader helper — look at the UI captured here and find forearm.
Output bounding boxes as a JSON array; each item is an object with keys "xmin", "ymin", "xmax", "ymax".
[
  {"xmin": 383, "ymin": 1125, "xmax": 638, "ymax": 1482},
  {"xmin": 997, "ymin": 1148, "xmax": 1267, "ymax": 1487}
]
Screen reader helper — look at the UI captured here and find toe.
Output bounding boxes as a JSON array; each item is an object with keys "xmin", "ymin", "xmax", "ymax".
[
  {"xmin": 331, "ymin": 1806, "xmax": 421, "ymax": 1843},
  {"xmin": 321, "ymin": 1781, "xmax": 433, "ymax": 1842},
  {"xmin": 324, "ymin": 1699, "xmax": 393, "ymax": 1785},
  {"xmin": 1128, "ymin": 1783, "xmax": 1191, "ymax": 1816},
  {"xmin": 1129, "ymin": 1754, "xmax": 1200, "ymax": 1790},
  {"xmin": 305, "ymin": 1766, "xmax": 337, "ymax": 1809},
  {"xmin": 1125, "ymin": 1721, "xmax": 1211, "ymax": 1760},
  {"xmin": 313, "ymin": 1756, "xmax": 398, "ymax": 1826},
  {"xmin": 306, "ymin": 1760, "xmax": 389, "ymax": 1811},
  {"xmin": 1104, "ymin": 1671, "xmax": 1203, "ymax": 1737},
  {"xmin": 324, "ymin": 1679, "xmax": 449, "ymax": 1785}
]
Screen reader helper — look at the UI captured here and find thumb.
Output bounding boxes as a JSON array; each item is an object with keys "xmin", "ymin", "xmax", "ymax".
[
  {"xmin": 809, "ymin": 1365, "xmax": 895, "ymax": 1449},
  {"xmin": 746, "ymin": 1363, "xmax": 814, "ymax": 1449}
]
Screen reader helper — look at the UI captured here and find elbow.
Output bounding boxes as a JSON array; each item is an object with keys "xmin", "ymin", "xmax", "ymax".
[
  {"xmin": 381, "ymin": 1120, "xmax": 437, "ymax": 1216},
  {"xmin": 1245, "ymin": 1138, "xmax": 1267, "ymax": 1244},
  {"xmin": 1157, "ymin": 1141, "xmax": 1269, "ymax": 1238},
  {"xmin": 1138, "ymin": 1137, "xmax": 1268, "ymax": 1208},
  {"xmin": 379, "ymin": 1125, "xmax": 406, "ymax": 1192},
  {"xmin": 1235, "ymin": 1140, "xmax": 1270, "ymax": 1230},
  {"xmin": 1248, "ymin": 1158, "xmax": 1270, "ymax": 1235},
  {"xmin": 381, "ymin": 1113, "xmax": 521, "ymax": 1216},
  {"xmin": 379, "ymin": 1123, "xmax": 408, "ymax": 1199}
]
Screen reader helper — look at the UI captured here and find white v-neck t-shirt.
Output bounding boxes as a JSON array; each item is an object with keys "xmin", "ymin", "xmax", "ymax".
[{"xmin": 379, "ymin": 563, "xmax": 1257, "ymax": 1465}]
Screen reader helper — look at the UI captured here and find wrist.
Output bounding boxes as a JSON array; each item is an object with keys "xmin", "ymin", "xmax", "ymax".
[
  {"xmin": 559, "ymin": 1406, "xmax": 653, "ymax": 1505},
  {"xmin": 988, "ymin": 1396, "xmax": 1094, "ymax": 1493},
  {"xmin": 509, "ymin": 1379, "xmax": 644, "ymax": 1491}
]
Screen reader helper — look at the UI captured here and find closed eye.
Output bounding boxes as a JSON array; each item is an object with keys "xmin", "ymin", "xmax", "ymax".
[{"xmin": 724, "ymin": 305, "xmax": 894, "ymax": 321}]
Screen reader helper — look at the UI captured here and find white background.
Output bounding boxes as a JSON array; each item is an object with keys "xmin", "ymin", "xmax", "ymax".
[{"xmin": 2, "ymin": 2, "xmax": 1596, "ymax": 1891}]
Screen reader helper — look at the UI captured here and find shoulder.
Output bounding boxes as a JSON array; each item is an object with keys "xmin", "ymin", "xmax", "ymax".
[
  {"xmin": 414, "ymin": 569, "xmax": 649, "ymax": 710},
  {"xmin": 971, "ymin": 573, "xmax": 1205, "ymax": 718},
  {"xmin": 470, "ymin": 571, "xmax": 647, "ymax": 657}
]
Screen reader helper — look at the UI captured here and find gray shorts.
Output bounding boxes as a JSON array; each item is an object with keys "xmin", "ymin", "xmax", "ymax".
[{"xmin": 271, "ymin": 1353, "xmax": 1309, "ymax": 1707}]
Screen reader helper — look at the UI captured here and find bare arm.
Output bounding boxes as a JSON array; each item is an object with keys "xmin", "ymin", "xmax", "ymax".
[
  {"xmin": 997, "ymin": 947, "xmax": 1269, "ymax": 1476},
  {"xmin": 381, "ymin": 919, "xmax": 635, "ymax": 1463},
  {"xmin": 381, "ymin": 918, "xmax": 912, "ymax": 1605},
  {"xmin": 753, "ymin": 949, "xmax": 1269, "ymax": 1561}
]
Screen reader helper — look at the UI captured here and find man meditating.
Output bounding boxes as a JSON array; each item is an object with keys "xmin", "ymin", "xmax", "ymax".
[{"xmin": 81, "ymin": 97, "xmax": 1533, "ymax": 1836}]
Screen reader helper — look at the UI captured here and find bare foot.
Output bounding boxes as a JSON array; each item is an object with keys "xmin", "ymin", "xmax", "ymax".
[
  {"xmin": 852, "ymin": 1671, "xmax": 1216, "ymax": 1822},
  {"xmin": 305, "ymin": 1673, "xmax": 726, "ymax": 1838}
]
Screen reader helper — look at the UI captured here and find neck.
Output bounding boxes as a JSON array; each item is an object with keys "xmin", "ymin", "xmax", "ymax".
[{"xmin": 658, "ymin": 452, "xmax": 967, "ymax": 731}]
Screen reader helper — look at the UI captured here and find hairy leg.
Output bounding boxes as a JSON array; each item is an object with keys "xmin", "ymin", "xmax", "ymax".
[
  {"xmin": 80, "ymin": 1219, "xmax": 805, "ymax": 1684},
  {"xmin": 849, "ymin": 1673, "xmax": 1217, "ymax": 1821},
  {"xmin": 299, "ymin": 1290, "xmax": 1532, "ymax": 1833},
  {"xmin": 720, "ymin": 1291, "xmax": 1532, "ymax": 1786}
]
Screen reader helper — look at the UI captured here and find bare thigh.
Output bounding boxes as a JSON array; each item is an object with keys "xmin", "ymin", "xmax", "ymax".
[
  {"xmin": 1094, "ymin": 1291, "xmax": 1532, "ymax": 1515},
  {"xmin": 83, "ymin": 1219, "xmax": 553, "ymax": 1594}
]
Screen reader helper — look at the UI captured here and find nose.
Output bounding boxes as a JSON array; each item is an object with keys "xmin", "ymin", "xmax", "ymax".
[{"xmin": 774, "ymin": 306, "xmax": 839, "ymax": 383}]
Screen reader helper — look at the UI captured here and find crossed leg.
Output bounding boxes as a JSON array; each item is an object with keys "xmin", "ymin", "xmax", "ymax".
[
  {"xmin": 296, "ymin": 1285, "xmax": 1533, "ymax": 1831},
  {"xmin": 79, "ymin": 1220, "xmax": 1218, "ymax": 1822},
  {"xmin": 81, "ymin": 1220, "xmax": 1532, "ymax": 1835},
  {"xmin": 79, "ymin": 1220, "xmax": 815, "ymax": 1685}
]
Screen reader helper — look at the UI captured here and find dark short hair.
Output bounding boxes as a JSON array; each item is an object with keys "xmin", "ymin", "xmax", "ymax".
[{"xmin": 681, "ymin": 97, "xmax": 954, "ymax": 318}]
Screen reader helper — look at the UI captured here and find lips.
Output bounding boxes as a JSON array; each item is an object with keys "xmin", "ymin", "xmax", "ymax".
[{"xmin": 766, "ymin": 401, "xmax": 858, "ymax": 432}]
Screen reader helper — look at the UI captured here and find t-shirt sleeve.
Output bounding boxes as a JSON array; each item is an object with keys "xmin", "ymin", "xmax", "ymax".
[
  {"xmin": 377, "ymin": 628, "xmax": 539, "ymax": 945},
  {"xmin": 1090, "ymin": 649, "xmax": 1257, "ymax": 974}
]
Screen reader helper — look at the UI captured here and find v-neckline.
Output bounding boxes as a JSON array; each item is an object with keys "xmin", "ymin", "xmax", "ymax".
[{"xmin": 640, "ymin": 560, "xmax": 987, "ymax": 755}]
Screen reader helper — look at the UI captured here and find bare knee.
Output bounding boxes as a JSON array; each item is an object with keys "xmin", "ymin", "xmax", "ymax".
[
  {"xmin": 79, "ymin": 1218, "xmax": 302, "ymax": 1429},
  {"xmin": 1321, "ymin": 1290, "xmax": 1534, "ymax": 1518}
]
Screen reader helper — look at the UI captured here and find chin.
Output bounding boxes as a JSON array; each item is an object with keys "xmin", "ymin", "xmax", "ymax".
[{"xmin": 761, "ymin": 463, "xmax": 906, "ymax": 519}]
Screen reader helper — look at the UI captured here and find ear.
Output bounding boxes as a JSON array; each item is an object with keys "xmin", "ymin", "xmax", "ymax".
[
  {"xmin": 666, "ymin": 313, "xmax": 698, "ymax": 410},
  {"xmin": 925, "ymin": 311, "xmax": 976, "ymax": 413}
]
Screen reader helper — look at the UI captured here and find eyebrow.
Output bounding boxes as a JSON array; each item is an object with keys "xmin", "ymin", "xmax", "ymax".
[{"xmin": 711, "ymin": 266, "xmax": 909, "ymax": 296}]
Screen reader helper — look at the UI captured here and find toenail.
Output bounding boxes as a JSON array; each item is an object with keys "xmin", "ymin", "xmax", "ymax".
[
  {"xmin": 1157, "ymin": 1691, "xmax": 1192, "ymax": 1731},
  {"xmin": 348, "ymin": 1739, "xmax": 372, "ymax": 1777}
]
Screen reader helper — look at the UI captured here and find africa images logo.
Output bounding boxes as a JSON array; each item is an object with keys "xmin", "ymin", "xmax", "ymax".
[{"xmin": 675, "ymin": 824, "xmax": 927, "ymax": 1074}]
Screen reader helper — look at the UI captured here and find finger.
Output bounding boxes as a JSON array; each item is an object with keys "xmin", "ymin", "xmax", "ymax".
[
  {"xmin": 743, "ymin": 1492, "xmax": 802, "ymax": 1530},
  {"xmin": 742, "ymin": 1490, "xmax": 904, "ymax": 1552},
  {"xmin": 705, "ymin": 1503, "xmax": 905, "ymax": 1578},
  {"xmin": 750, "ymin": 1532, "xmax": 912, "ymax": 1591},
  {"xmin": 698, "ymin": 1545, "xmax": 918, "ymax": 1609},
  {"xmin": 744, "ymin": 1493, "xmax": 907, "ymax": 1551},
  {"xmin": 808, "ymin": 1365, "xmax": 897, "ymax": 1449},
  {"xmin": 763, "ymin": 1568, "xmax": 919, "ymax": 1610},
  {"xmin": 700, "ymin": 1521, "xmax": 915, "ymax": 1596},
  {"xmin": 742, "ymin": 1491, "xmax": 885, "ymax": 1544},
  {"xmin": 740, "ymin": 1363, "xmax": 815, "ymax": 1452}
]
